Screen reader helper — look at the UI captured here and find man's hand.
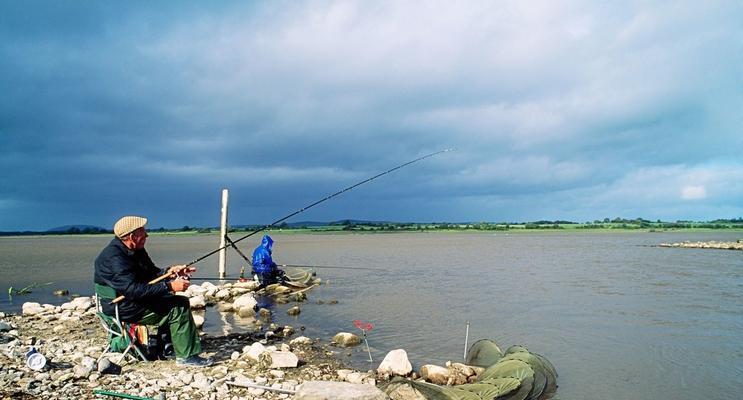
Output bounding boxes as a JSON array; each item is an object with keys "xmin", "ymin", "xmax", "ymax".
[
  {"xmin": 166, "ymin": 264, "xmax": 188, "ymax": 276},
  {"xmin": 168, "ymin": 278, "xmax": 190, "ymax": 293},
  {"xmin": 167, "ymin": 265, "xmax": 197, "ymax": 279}
]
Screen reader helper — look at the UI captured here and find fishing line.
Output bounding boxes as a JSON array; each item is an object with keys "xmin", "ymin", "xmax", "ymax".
[{"xmin": 185, "ymin": 148, "xmax": 454, "ymax": 267}]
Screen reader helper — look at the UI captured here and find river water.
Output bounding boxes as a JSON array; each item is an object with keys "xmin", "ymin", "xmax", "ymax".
[{"xmin": 1, "ymin": 231, "xmax": 742, "ymax": 399}]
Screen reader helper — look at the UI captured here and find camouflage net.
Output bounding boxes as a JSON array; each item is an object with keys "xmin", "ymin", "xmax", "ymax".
[{"xmin": 383, "ymin": 339, "xmax": 558, "ymax": 400}]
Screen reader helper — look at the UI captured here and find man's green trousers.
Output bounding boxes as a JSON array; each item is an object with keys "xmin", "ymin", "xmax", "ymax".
[{"xmin": 137, "ymin": 295, "xmax": 201, "ymax": 359}]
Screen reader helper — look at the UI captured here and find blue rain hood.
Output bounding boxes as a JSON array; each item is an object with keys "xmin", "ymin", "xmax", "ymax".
[{"xmin": 261, "ymin": 235, "xmax": 273, "ymax": 253}]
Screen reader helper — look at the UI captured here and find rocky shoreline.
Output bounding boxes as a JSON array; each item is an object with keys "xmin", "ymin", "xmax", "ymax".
[
  {"xmin": 0, "ymin": 278, "xmax": 483, "ymax": 400},
  {"xmin": 0, "ymin": 308, "xmax": 377, "ymax": 400},
  {"xmin": 657, "ymin": 240, "xmax": 742, "ymax": 250},
  {"xmin": 0, "ymin": 275, "xmax": 399, "ymax": 400},
  {"xmin": 1, "ymin": 278, "xmax": 558, "ymax": 399}
]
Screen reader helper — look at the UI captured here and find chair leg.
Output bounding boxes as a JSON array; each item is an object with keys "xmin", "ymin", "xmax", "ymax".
[
  {"xmin": 117, "ymin": 345, "xmax": 132, "ymax": 365},
  {"xmin": 132, "ymin": 341, "xmax": 149, "ymax": 362}
]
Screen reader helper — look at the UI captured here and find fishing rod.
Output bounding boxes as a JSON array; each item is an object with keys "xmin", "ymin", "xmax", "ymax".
[
  {"xmin": 111, "ymin": 149, "xmax": 451, "ymax": 304},
  {"xmin": 185, "ymin": 148, "xmax": 454, "ymax": 267}
]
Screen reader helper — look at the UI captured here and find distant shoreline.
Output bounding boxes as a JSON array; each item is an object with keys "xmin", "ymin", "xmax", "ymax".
[{"xmin": 1, "ymin": 225, "xmax": 742, "ymax": 239}]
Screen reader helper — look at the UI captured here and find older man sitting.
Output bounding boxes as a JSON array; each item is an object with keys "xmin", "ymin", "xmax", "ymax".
[{"xmin": 94, "ymin": 215, "xmax": 211, "ymax": 367}]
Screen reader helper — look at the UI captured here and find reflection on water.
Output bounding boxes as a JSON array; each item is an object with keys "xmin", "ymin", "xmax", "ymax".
[{"xmin": 1, "ymin": 231, "xmax": 742, "ymax": 400}]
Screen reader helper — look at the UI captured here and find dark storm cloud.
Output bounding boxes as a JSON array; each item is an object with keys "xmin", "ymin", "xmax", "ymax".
[{"xmin": 1, "ymin": 1, "xmax": 741, "ymax": 231}]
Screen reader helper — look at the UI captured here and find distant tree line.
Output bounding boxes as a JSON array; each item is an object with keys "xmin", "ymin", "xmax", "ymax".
[{"xmin": 2, "ymin": 217, "xmax": 741, "ymax": 236}]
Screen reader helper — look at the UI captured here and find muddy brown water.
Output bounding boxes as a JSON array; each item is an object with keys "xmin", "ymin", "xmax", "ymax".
[{"xmin": 1, "ymin": 231, "xmax": 742, "ymax": 399}]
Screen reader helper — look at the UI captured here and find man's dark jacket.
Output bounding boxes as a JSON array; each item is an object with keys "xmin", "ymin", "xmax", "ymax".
[{"xmin": 94, "ymin": 237, "xmax": 170, "ymax": 321}]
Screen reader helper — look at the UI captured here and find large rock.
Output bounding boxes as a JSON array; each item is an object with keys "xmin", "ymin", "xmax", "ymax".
[
  {"xmin": 233, "ymin": 294, "xmax": 257, "ymax": 311},
  {"xmin": 0, "ymin": 321, "xmax": 12, "ymax": 332},
  {"xmin": 244, "ymin": 342, "xmax": 267, "ymax": 361},
  {"xmin": 200, "ymin": 281, "xmax": 216, "ymax": 289},
  {"xmin": 290, "ymin": 336, "xmax": 313, "ymax": 346},
  {"xmin": 71, "ymin": 296, "xmax": 93, "ymax": 311},
  {"xmin": 419, "ymin": 364, "xmax": 449, "ymax": 385},
  {"xmin": 295, "ymin": 381, "xmax": 388, "ymax": 400},
  {"xmin": 192, "ymin": 313, "xmax": 205, "ymax": 329},
  {"xmin": 260, "ymin": 350, "xmax": 298, "ymax": 368},
  {"xmin": 97, "ymin": 358, "xmax": 121, "ymax": 375},
  {"xmin": 332, "ymin": 332, "xmax": 361, "ymax": 347},
  {"xmin": 384, "ymin": 381, "xmax": 428, "ymax": 400},
  {"xmin": 187, "ymin": 285, "xmax": 208, "ymax": 297},
  {"xmin": 73, "ymin": 356, "xmax": 97, "ymax": 379},
  {"xmin": 447, "ymin": 362, "xmax": 482, "ymax": 384},
  {"xmin": 337, "ymin": 370, "xmax": 375, "ymax": 385},
  {"xmin": 378, "ymin": 349, "xmax": 412, "ymax": 377},
  {"xmin": 22, "ymin": 302, "xmax": 45, "ymax": 316},
  {"xmin": 237, "ymin": 306, "xmax": 256, "ymax": 318},
  {"xmin": 233, "ymin": 280, "xmax": 260, "ymax": 290},
  {"xmin": 189, "ymin": 295, "xmax": 206, "ymax": 309},
  {"xmin": 215, "ymin": 288, "xmax": 232, "ymax": 300}
]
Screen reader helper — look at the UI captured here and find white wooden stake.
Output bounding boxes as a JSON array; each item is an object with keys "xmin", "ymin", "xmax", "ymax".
[
  {"xmin": 463, "ymin": 321, "xmax": 470, "ymax": 362},
  {"xmin": 218, "ymin": 189, "xmax": 229, "ymax": 279}
]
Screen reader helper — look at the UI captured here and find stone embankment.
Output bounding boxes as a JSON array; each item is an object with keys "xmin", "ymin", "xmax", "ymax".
[
  {"xmin": 657, "ymin": 240, "xmax": 743, "ymax": 251},
  {"xmin": 0, "ymin": 280, "xmax": 489, "ymax": 399}
]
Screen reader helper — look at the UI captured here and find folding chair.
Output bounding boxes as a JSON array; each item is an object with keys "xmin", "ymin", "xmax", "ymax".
[{"xmin": 94, "ymin": 284, "xmax": 149, "ymax": 364}]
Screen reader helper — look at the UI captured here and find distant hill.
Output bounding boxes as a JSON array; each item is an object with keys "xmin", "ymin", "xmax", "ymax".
[
  {"xmin": 232, "ymin": 220, "xmax": 396, "ymax": 228},
  {"xmin": 47, "ymin": 225, "xmax": 108, "ymax": 233}
]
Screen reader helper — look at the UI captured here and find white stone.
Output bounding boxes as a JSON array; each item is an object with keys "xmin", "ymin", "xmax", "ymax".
[
  {"xmin": 215, "ymin": 289, "xmax": 231, "ymax": 300},
  {"xmin": 217, "ymin": 303, "xmax": 233, "ymax": 312},
  {"xmin": 237, "ymin": 306, "xmax": 255, "ymax": 318},
  {"xmin": 188, "ymin": 285, "xmax": 208, "ymax": 297},
  {"xmin": 263, "ymin": 351, "xmax": 298, "ymax": 368},
  {"xmin": 189, "ymin": 295, "xmax": 206, "ymax": 309},
  {"xmin": 232, "ymin": 294, "xmax": 257, "ymax": 311},
  {"xmin": 345, "ymin": 372, "xmax": 371, "ymax": 384},
  {"xmin": 332, "ymin": 332, "xmax": 361, "ymax": 347},
  {"xmin": 378, "ymin": 349, "xmax": 412, "ymax": 377},
  {"xmin": 295, "ymin": 381, "xmax": 387, "ymax": 400},
  {"xmin": 244, "ymin": 342, "xmax": 266, "ymax": 361},
  {"xmin": 192, "ymin": 314, "xmax": 205, "ymax": 329},
  {"xmin": 233, "ymin": 280, "xmax": 259, "ymax": 290},
  {"xmin": 22, "ymin": 302, "xmax": 44, "ymax": 315},
  {"xmin": 290, "ymin": 336, "xmax": 313, "ymax": 346},
  {"xmin": 59, "ymin": 315, "xmax": 81, "ymax": 323},
  {"xmin": 269, "ymin": 369, "xmax": 285, "ymax": 379},
  {"xmin": 72, "ymin": 297, "xmax": 93, "ymax": 310},
  {"xmin": 420, "ymin": 364, "xmax": 450, "ymax": 385},
  {"xmin": 336, "ymin": 369, "xmax": 353, "ymax": 380},
  {"xmin": 230, "ymin": 288, "xmax": 250, "ymax": 296}
]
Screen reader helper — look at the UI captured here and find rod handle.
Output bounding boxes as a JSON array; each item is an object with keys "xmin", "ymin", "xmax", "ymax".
[{"xmin": 110, "ymin": 272, "xmax": 173, "ymax": 304}]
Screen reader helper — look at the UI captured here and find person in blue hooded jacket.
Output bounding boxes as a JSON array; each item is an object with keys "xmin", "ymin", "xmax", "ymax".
[{"xmin": 251, "ymin": 235, "xmax": 286, "ymax": 286}]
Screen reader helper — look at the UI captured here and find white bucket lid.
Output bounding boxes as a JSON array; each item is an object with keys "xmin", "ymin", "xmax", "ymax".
[{"xmin": 26, "ymin": 352, "xmax": 46, "ymax": 370}]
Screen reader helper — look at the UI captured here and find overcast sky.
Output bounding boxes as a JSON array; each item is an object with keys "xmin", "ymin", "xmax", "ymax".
[{"xmin": 1, "ymin": 1, "xmax": 741, "ymax": 231}]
